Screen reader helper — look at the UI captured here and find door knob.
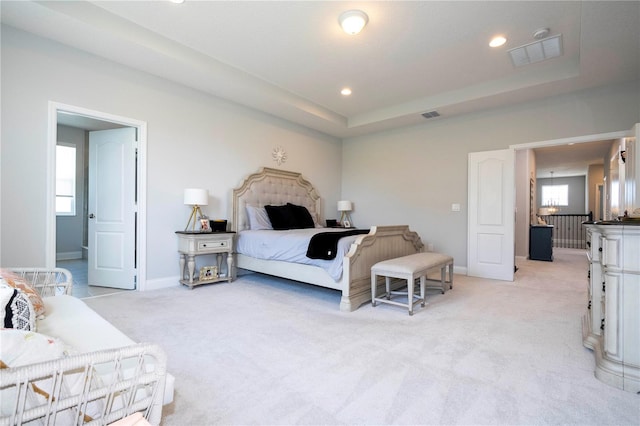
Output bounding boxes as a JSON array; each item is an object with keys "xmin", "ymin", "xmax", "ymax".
[{"xmin": 89, "ymin": 213, "xmax": 95, "ymax": 219}]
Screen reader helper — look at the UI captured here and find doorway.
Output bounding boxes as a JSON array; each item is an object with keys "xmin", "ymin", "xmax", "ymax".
[
  {"xmin": 47, "ymin": 102, "xmax": 148, "ymax": 293},
  {"xmin": 510, "ymin": 129, "xmax": 632, "ymax": 260}
]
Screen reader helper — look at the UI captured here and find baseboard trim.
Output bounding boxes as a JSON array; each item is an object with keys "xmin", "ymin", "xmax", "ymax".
[
  {"xmin": 142, "ymin": 276, "xmax": 180, "ymax": 292},
  {"xmin": 56, "ymin": 251, "xmax": 82, "ymax": 261}
]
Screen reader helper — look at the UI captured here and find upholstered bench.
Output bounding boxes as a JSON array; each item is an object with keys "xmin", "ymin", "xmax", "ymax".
[{"xmin": 371, "ymin": 252, "xmax": 454, "ymax": 315}]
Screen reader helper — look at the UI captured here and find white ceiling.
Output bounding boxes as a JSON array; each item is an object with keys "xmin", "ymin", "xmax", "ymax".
[
  {"xmin": 2, "ymin": 0, "xmax": 639, "ymax": 140},
  {"xmin": 3, "ymin": 1, "xmax": 639, "ymax": 178},
  {"xmin": 533, "ymin": 140, "xmax": 614, "ymax": 178}
]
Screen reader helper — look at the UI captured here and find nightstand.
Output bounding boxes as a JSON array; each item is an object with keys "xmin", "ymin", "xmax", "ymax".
[{"xmin": 176, "ymin": 231, "xmax": 235, "ymax": 289}]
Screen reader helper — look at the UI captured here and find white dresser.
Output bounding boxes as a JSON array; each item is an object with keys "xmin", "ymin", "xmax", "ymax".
[{"xmin": 583, "ymin": 221, "xmax": 640, "ymax": 393}]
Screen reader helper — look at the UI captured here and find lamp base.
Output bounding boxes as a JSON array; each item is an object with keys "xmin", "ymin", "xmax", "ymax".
[
  {"xmin": 185, "ymin": 205, "xmax": 205, "ymax": 231},
  {"xmin": 339, "ymin": 211, "xmax": 353, "ymax": 228}
]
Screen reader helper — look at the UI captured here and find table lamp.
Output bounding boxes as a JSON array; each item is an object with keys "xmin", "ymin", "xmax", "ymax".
[
  {"xmin": 184, "ymin": 188, "xmax": 209, "ymax": 231},
  {"xmin": 337, "ymin": 200, "xmax": 353, "ymax": 227}
]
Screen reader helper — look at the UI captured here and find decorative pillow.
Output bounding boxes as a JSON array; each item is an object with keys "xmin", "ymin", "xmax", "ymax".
[
  {"xmin": 0, "ymin": 329, "xmax": 65, "ymax": 367},
  {"xmin": 0, "ymin": 285, "xmax": 36, "ymax": 331},
  {"xmin": 287, "ymin": 203, "xmax": 315, "ymax": 229},
  {"xmin": 246, "ymin": 205, "xmax": 273, "ymax": 230},
  {"xmin": 264, "ymin": 204, "xmax": 296, "ymax": 230},
  {"xmin": 0, "ymin": 329, "xmax": 105, "ymax": 423},
  {"xmin": 0, "ymin": 269, "xmax": 46, "ymax": 317}
]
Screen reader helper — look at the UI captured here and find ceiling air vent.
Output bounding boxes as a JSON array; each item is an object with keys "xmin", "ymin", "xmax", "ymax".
[
  {"xmin": 421, "ymin": 111, "xmax": 440, "ymax": 119},
  {"xmin": 508, "ymin": 34, "xmax": 563, "ymax": 68}
]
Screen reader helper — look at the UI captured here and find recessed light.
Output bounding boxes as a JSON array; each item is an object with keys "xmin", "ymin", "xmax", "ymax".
[
  {"xmin": 341, "ymin": 88, "xmax": 352, "ymax": 96},
  {"xmin": 489, "ymin": 35, "xmax": 507, "ymax": 48},
  {"xmin": 169, "ymin": 0, "xmax": 185, "ymax": 4}
]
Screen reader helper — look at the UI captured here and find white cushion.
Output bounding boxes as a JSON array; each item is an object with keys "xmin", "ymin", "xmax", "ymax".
[
  {"xmin": 372, "ymin": 253, "xmax": 453, "ymax": 274},
  {"xmin": 39, "ymin": 295, "xmax": 134, "ymax": 352},
  {"xmin": 39, "ymin": 295, "xmax": 175, "ymax": 406}
]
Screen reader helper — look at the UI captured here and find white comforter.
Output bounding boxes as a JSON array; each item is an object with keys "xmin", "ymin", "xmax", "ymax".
[{"xmin": 235, "ymin": 228, "xmax": 364, "ymax": 281}]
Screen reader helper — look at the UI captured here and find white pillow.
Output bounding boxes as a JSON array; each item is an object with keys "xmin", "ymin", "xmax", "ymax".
[
  {"xmin": 246, "ymin": 205, "xmax": 273, "ymax": 230},
  {"xmin": 0, "ymin": 329, "xmax": 65, "ymax": 367},
  {"xmin": 0, "ymin": 329, "xmax": 105, "ymax": 423}
]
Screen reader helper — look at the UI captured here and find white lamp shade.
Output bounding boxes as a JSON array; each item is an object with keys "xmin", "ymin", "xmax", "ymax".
[
  {"xmin": 339, "ymin": 10, "xmax": 368, "ymax": 35},
  {"xmin": 337, "ymin": 200, "xmax": 352, "ymax": 212},
  {"xmin": 184, "ymin": 188, "xmax": 209, "ymax": 206}
]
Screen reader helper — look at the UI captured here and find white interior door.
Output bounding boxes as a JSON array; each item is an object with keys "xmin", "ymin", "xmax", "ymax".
[
  {"xmin": 468, "ymin": 149, "xmax": 515, "ymax": 281},
  {"xmin": 88, "ymin": 128, "xmax": 137, "ymax": 289}
]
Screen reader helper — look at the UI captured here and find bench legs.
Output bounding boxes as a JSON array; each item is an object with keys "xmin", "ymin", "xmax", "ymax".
[
  {"xmin": 371, "ymin": 273, "xmax": 426, "ymax": 316},
  {"xmin": 371, "ymin": 260, "xmax": 453, "ymax": 315},
  {"xmin": 425, "ymin": 262, "xmax": 454, "ymax": 294}
]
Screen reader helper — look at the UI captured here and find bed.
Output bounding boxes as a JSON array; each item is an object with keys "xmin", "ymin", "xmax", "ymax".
[{"xmin": 232, "ymin": 167, "xmax": 424, "ymax": 311}]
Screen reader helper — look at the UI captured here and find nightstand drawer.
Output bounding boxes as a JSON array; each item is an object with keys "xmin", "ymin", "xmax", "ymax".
[{"xmin": 198, "ymin": 239, "xmax": 230, "ymax": 251}]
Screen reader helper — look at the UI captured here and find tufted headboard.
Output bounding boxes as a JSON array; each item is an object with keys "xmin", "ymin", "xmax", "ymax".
[{"xmin": 232, "ymin": 168, "xmax": 322, "ymax": 232}]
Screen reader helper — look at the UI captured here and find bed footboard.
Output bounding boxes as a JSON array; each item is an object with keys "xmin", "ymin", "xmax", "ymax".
[
  {"xmin": 0, "ymin": 343, "xmax": 167, "ymax": 426},
  {"xmin": 340, "ymin": 225, "xmax": 423, "ymax": 312}
]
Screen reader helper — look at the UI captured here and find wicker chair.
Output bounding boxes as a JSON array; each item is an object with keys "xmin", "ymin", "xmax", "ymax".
[
  {"xmin": 0, "ymin": 267, "xmax": 167, "ymax": 425},
  {"xmin": 8, "ymin": 267, "xmax": 73, "ymax": 297}
]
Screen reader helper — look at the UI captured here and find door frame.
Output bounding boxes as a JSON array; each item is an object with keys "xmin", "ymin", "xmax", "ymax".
[
  {"xmin": 46, "ymin": 101, "xmax": 149, "ymax": 291},
  {"xmin": 506, "ymin": 128, "xmax": 632, "ymax": 254}
]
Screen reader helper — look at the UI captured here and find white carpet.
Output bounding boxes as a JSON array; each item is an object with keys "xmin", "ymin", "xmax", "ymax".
[{"xmin": 84, "ymin": 249, "xmax": 640, "ymax": 425}]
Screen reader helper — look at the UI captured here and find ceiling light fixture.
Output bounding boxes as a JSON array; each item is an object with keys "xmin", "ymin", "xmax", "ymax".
[
  {"xmin": 341, "ymin": 88, "xmax": 352, "ymax": 96},
  {"xmin": 489, "ymin": 35, "xmax": 507, "ymax": 48},
  {"xmin": 533, "ymin": 27, "xmax": 550, "ymax": 40},
  {"xmin": 339, "ymin": 10, "xmax": 369, "ymax": 35}
]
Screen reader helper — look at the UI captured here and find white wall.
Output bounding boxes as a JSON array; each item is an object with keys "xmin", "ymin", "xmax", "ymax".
[
  {"xmin": 342, "ymin": 81, "xmax": 640, "ymax": 268},
  {"xmin": 1, "ymin": 26, "xmax": 342, "ymax": 285},
  {"xmin": 587, "ymin": 164, "xmax": 605, "ymax": 220},
  {"xmin": 515, "ymin": 149, "xmax": 535, "ymax": 258}
]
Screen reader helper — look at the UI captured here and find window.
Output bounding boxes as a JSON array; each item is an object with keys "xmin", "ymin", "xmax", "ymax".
[
  {"xmin": 541, "ymin": 184, "xmax": 568, "ymax": 207},
  {"xmin": 56, "ymin": 144, "xmax": 76, "ymax": 216}
]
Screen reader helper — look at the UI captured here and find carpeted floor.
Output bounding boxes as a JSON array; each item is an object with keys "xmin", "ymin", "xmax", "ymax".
[{"xmin": 84, "ymin": 249, "xmax": 640, "ymax": 425}]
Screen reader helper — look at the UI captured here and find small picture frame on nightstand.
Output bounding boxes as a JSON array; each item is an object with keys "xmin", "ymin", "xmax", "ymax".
[
  {"xmin": 199, "ymin": 265, "xmax": 218, "ymax": 281},
  {"xmin": 343, "ymin": 220, "xmax": 351, "ymax": 228}
]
